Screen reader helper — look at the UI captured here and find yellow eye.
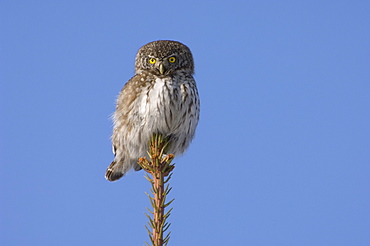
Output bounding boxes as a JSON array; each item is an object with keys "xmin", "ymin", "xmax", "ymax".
[
  {"xmin": 168, "ymin": 56, "xmax": 176, "ymax": 63},
  {"xmin": 149, "ymin": 58, "xmax": 156, "ymax": 64}
]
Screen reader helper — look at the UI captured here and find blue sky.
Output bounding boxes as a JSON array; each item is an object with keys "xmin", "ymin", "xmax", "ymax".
[{"xmin": 1, "ymin": 1, "xmax": 369, "ymax": 245}]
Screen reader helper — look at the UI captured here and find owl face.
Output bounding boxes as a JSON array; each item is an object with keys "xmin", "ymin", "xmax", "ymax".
[{"xmin": 135, "ymin": 40, "xmax": 194, "ymax": 76}]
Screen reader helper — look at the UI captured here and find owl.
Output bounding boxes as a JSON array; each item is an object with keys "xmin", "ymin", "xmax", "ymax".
[{"xmin": 105, "ymin": 40, "xmax": 200, "ymax": 181}]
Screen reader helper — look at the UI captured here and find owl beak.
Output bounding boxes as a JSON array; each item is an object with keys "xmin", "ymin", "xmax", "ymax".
[{"xmin": 159, "ymin": 63, "xmax": 165, "ymax": 75}]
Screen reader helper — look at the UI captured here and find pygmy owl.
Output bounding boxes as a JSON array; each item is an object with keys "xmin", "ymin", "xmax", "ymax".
[{"xmin": 105, "ymin": 40, "xmax": 200, "ymax": 181}]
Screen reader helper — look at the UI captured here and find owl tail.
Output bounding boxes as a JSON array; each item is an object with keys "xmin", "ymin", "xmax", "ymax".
[
  {"xmin": 105, "ymin": 161, "xmax": 125, "ymax": 181},
  {"xmin": 105, "ymin": 160, "xmax": 142, "ymax": 181}
]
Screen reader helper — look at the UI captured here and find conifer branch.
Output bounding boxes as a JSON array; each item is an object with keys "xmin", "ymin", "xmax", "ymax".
[{"xmin": 138, "ymin": 134, "xmax": 175, "ymax": 246}]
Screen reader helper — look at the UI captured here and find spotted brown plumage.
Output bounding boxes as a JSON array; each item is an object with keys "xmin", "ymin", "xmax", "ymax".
[{"xmin": 105, "ymin": 40, "xmax": 200, "ymax": 181}]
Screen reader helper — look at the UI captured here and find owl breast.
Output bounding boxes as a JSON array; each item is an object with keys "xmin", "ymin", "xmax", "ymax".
[
  {"xmin": 140, "ymin": 76, "xmax": 182, "ymax": 134},
  {"xmin": 135, "ymin": 72, "xmax": 199, "ymax": 155}
]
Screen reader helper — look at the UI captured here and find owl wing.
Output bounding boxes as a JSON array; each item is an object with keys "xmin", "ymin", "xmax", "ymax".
[{"xmin": 106, "ymin": 74, "xmax": 147, "ymax": 181}]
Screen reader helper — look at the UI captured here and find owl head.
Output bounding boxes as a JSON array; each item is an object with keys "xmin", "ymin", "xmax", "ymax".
[{"xmin": 135, "ymin": 40, "xmax": 194, "ymax": 76}]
